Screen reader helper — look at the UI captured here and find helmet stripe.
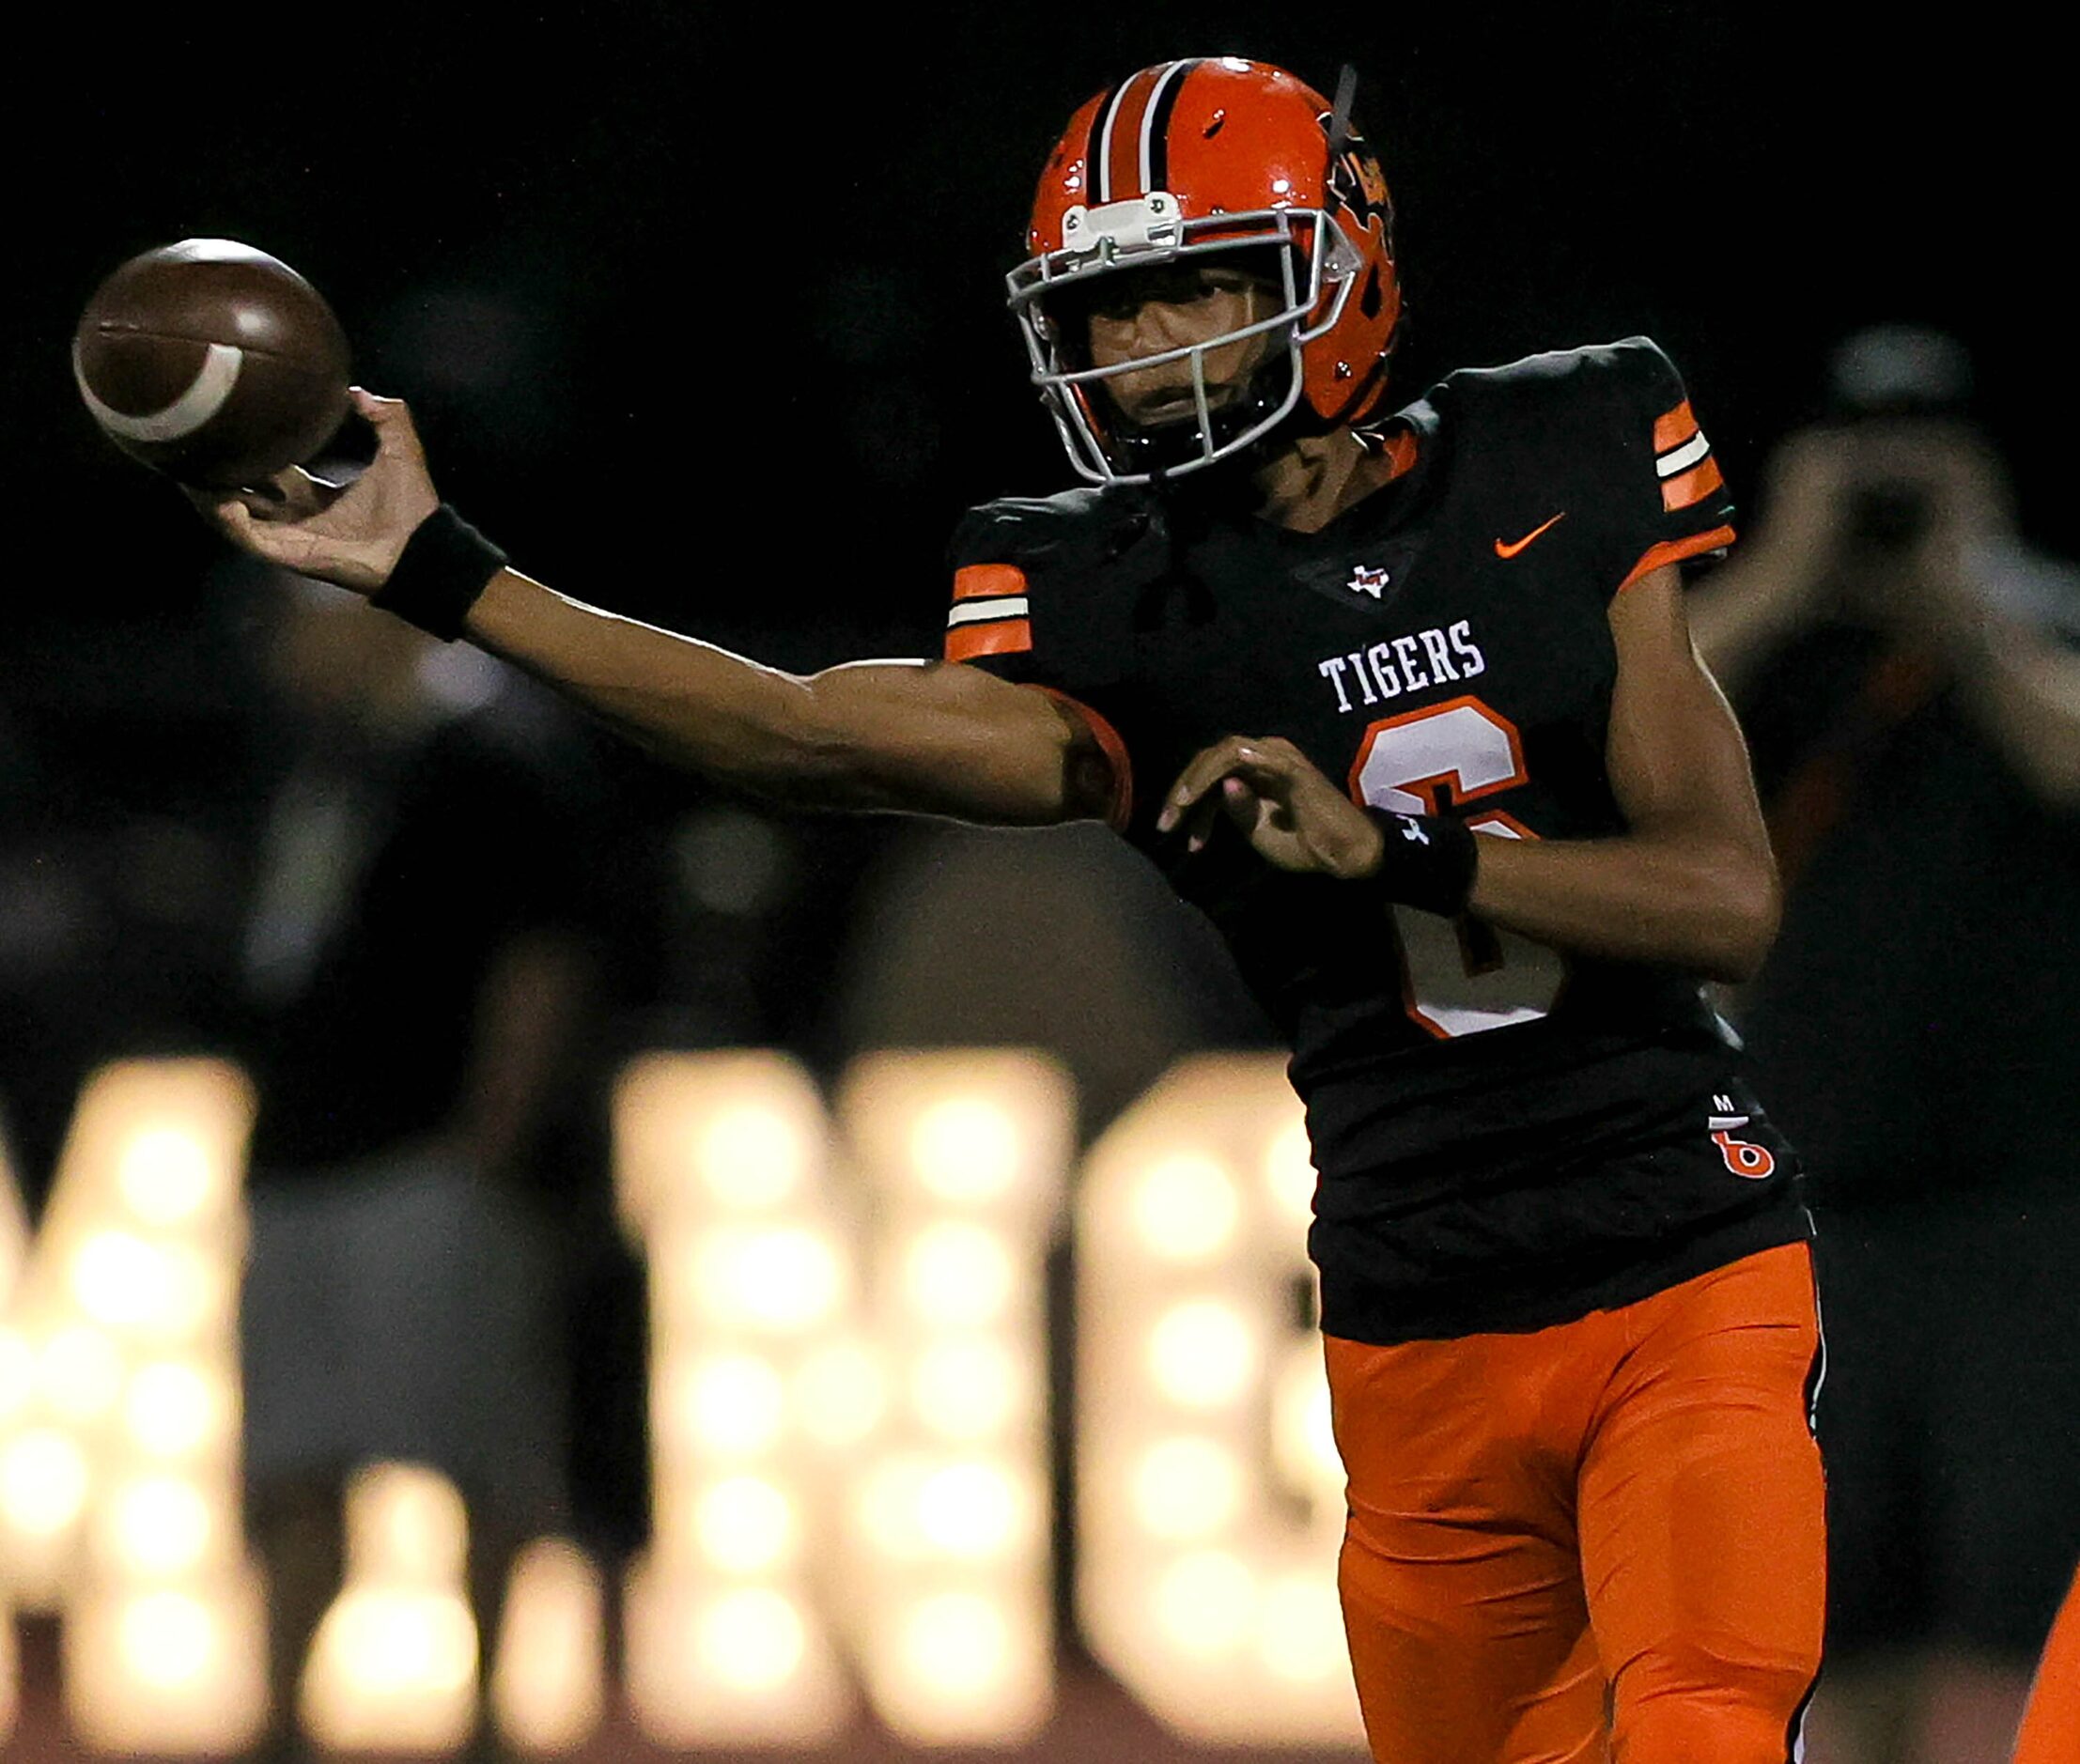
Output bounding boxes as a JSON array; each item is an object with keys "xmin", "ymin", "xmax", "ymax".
[
  {"xmin": 1101, "ymin": 65, "xmax": 1168, "ymax": 203},
  {"xmin": 1093, "ymin": 78, "xmax": 1134, "ymax": 203},
  {"xmin": 1140, "ymin": 58, "xmax": 1199, "ymax": 194},
  {"xmin": 1084, "ymin": 84, "xmax": 1120, "ymax": 204}
]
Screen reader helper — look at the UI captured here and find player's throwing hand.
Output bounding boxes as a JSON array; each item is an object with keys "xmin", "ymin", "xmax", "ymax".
[
  {"xmin": 189, "ymin": 389, "xmax": 439, "ymax": 595},
  {"xmin": 1159, "ymin": 735, "xmax": 1385, "ymax": 878}
]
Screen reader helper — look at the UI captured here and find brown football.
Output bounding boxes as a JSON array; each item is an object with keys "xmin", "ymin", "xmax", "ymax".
[{"xmin": 73, "ymin": 238, "xmax": 351, "ymax": 489}]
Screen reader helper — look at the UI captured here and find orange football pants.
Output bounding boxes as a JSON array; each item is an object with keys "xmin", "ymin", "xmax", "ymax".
[
  {"xmin": 2013, "ymin": 1559, "xmax": 2080, "ymax": 1764},
  {"xmin": 1326, "ymin": 1242, "xmax": 1826, "ymax": 1764}
]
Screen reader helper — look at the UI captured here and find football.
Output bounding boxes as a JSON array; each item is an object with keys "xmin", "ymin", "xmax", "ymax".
[{"xmin": 72, "ymin": 238, "xmax": 352, "ymax": 489}]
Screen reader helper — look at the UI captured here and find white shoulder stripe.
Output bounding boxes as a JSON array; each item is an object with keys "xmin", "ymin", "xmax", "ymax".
[
  {"xmin": 73, "ymin": 339, "xmax": 244, "ymax": 443},
  {"xmin": 947, "ymin": 596, "xmax": 1031, "ymax": 627},
  {"xmin": 1655, "ymin": 430, "xmax": 1711, "ymax": 476}
]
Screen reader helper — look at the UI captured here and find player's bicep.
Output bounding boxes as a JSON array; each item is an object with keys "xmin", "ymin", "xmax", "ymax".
[
  {"xmin": 802, "ymin": 658, "xmax": 1121, "ymax": 827},
  {"xmin": 1605, "ymin": 566, "xmax": 1773, "ymax": 867}
]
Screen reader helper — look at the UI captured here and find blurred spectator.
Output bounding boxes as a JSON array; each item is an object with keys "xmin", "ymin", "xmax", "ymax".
[
  {"xmin": 1690, "ymin": 327, "xmax": 2080, "ymax": 1764},
  {"xmin": 228, "ymin": 577, "xmax": 653, "ymax": 1760},
  {"xmin": 0, "ymin": 592, "xmax": 268, "ymax": 1201}
]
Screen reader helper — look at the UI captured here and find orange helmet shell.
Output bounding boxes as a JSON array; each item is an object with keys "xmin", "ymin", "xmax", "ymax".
[{"xmin": 1013, "ymin": 58, "xmax": 1402, "ymax": 479}]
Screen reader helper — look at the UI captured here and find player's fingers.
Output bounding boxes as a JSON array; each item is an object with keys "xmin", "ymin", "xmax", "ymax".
[
  {"xmin": 1157, "ymin": 739, "xmax": 1242, "ymax": 831},
  {"xmin": 215, "ymin": 497, "xmax": 276, "ymax": 549},
  {"xmin": 353, "ymin": 387, "xmax": 428, "ymax": 465},
  {"xmin": 1159, "ymin": 736, "xmax": 1288, "ymax": 832},
  {"xmin": 224, "ymin": 469, "xmax": 326, "ymax": 523},
  {"xmin": 273, "ymin": 465, "xmax": 336, "ymax": 521},
  {"xmin": 1173, "ymin": 750, "xmax": 1301, "ymax": 851},
  {"xmin": 1228, "ymin": 767, "xmax": 1308, "ymax": 840},
  {"xmin": 198, "ymin": 493, "xmax": 267, "ymax": 550},
  {"xmin": 1163, "ymin": 747, "xmax": 1248, "ymax": 832},
  {"xmin": 1194, "ymin": 776, "xmax": 1248, "ymax": 848},
  {"xmin": 181, "ymin": 482, "xmax": 245, "ymax": 535},
  {"xmin": 1173, "ymin": 793, "xmax": 1214, "ymax": 853},
  {"xmin": 1218, "ymin": 774, "xmax": 1266, "ymax": 832},
  {"xmin": 1228, "ymin": 752, "xmax": 1302, "ymax": 796}
]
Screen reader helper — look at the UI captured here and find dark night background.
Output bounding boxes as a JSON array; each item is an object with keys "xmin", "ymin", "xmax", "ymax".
[
  {"xmin": 7, "ymin": 0, "xmax": 2067, "ymax": 1218},
  {"xmin": 6, "ymin": 5, "xmax": 2072, "ymax": 657},
  {"xmin": 1, "ymin": 0, "xmax": 2064, "ymax": 1285},
  {"xmin": 0, "ymin": 10, "xmax": 2075, "ymax": 1749}
]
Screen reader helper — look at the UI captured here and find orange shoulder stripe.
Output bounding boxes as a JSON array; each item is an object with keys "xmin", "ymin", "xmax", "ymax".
[
  {"xmin": 1653, "ymin": 399, "xmax": 1700, "ymax": 453},
  {"xmin": 946, "ymin": 618, "xmax": 1032, "ymax": 663},
  {"xmin": 954, "ymin": 563, "xmax": 1027, "ymax": 601},
  {"xmin": 1660, "ymin": 455, "xmax": 1725, "ymax": 513}
]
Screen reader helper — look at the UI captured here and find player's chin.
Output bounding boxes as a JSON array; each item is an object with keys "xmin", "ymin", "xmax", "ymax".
[{"xmin": 1113, "ymin": 383, "xmax": 1244, "ymax": 429}]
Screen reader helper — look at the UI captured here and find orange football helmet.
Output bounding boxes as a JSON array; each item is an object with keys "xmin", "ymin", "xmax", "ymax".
[{"xmin": 1010, "ymin": 56, "xmax": 1403, "ymax": 482}]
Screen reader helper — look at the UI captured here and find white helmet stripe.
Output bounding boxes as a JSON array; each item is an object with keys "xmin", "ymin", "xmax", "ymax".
[
  {"xmin": 1093, "ymin": 79, "xmax": 1131, "ymax": 203},
  {"xmin": 73, "ymin": 340, "xmax": 243, "ymax": 442}
]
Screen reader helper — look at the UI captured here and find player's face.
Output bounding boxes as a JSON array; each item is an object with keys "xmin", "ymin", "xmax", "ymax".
[{"xmin": 1080, "ymin": 261, "xmax": 1280, "ymax": 426}]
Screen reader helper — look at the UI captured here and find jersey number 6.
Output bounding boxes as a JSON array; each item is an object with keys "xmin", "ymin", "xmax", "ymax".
[{"xmin": 1347, "ymin": 696, "xmax": 1564, "ymax": 1040}]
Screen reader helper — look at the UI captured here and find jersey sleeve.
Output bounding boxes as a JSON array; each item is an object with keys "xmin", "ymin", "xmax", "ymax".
[
  {"xmin": 941, "ymin": 489, "xmax": 1163, "ymax": 829},
  {"xmin": 941, "ymin": 489, "xmax": 1156, "ymax": 684},
  {"xmin": 944, "ymin": 558, "xmax": 1038, "ymax": 672},
  {"xmin": 1600, "ymin": 335, "xmax": 1737, "ymax": 591}
]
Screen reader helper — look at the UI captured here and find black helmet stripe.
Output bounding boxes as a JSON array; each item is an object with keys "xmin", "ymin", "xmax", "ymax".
[
  {"xmin": 1090, "ymin": 60, "xmax": 1198, "ymax": 206},
  {"xmin": 1088, "ymin": 83, "xmax": 1125, "ymax": 203},
  {"xmin": 1141, "ymin": 58, "xmax": 1200, "ymax": 194}
]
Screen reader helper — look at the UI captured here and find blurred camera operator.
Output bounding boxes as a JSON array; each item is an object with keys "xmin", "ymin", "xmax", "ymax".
[
  {"xmin": 1698, "ymin": 328, "xmax": 2080, "ymax": 813},
  {"xmin": 1691, "ymin": 326, "xmax": 2080, "ymax": 1764}
]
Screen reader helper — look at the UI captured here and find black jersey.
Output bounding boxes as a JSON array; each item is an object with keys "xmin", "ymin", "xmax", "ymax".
[{"xmin": 944, "ymin": 336, "xmax": 1808, "ymax": 1343}]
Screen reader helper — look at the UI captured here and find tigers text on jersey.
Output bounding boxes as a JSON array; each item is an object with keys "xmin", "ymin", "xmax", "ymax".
[{"xmin": 944, "ymin": 336, "xmax": 1809, "ymax": 1345}]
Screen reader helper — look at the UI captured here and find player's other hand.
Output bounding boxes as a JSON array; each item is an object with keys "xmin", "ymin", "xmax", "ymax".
[
  {"xmin": 1158, "ymin": 735, "xmax": 1385, "ymax": 879},
  {"xmin": 187, "ymin": 389, "xmax": 440, "ymax": 596}
]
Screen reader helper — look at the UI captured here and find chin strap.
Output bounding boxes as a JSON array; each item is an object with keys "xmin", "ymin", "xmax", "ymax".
[{"xmin": 1326, "ymin": 64, "xmax": 1358, "ymax": 161}]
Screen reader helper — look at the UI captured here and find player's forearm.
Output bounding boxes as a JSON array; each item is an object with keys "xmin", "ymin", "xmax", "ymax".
[
  {"xmin": 460, "ymin": 569, "xmax": 1083, "ymax": 823},
  {"xmin": 1464, "ymin": 828, "xmax": 1779, "ymax": 983},
  {"xmin": 458, "ymin": 568, "xmax": 903, "ymax": 807}
]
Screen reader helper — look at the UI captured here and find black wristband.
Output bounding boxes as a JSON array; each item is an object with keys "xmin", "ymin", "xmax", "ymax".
[
  {"xmin": 369, "ymin": 503, "xmax": 509, "ymax": 641},
  {"xmin": 1361, "ymin": 808, "xmax": 1479, "ymax": 916}
]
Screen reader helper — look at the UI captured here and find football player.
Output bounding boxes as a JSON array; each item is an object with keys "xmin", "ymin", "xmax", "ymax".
[{"xmin": 194, "ymin": 57, "xmax": 1824, "ymax": 1764}]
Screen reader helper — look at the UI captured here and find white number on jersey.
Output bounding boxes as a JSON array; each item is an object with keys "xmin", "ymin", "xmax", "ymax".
[{"xmin": 1348, "ymin": 695, "xmax": 1565, "ymax": 1040}]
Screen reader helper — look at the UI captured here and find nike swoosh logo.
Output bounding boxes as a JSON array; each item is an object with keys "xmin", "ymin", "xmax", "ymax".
[{"xmin": 1495, "ymin": 512, "xmax": 1567, "ymax": 558}]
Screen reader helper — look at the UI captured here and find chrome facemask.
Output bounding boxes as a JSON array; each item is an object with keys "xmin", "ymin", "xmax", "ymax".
[{"xmin": 1008, "ymin": 193, "xmax": 1361, "ymax": 483}]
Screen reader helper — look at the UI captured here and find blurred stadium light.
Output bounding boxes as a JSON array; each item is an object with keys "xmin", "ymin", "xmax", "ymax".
[
  {"xmin": 299, "ymin": 1464, "xmax": 477, "ymax": 1752},
  {"xmin": 0, "ymin": 1060, "xmax": 266, "ymax": 1754},
  {"xmin": 1079, "ymin": 1056, "xmax": 1362, "ymax": 1748},
  {"xmin": 0, "ymin": 1048, "xmax": 1372, "ymax": 1755},
  {"xmin": 837, "ymin": 1051, "xmax": 1070, "ymax": 1745},
  {"xmin": 615, "ymin": 1052, "xmax": 854, "ymax": 1746}
]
